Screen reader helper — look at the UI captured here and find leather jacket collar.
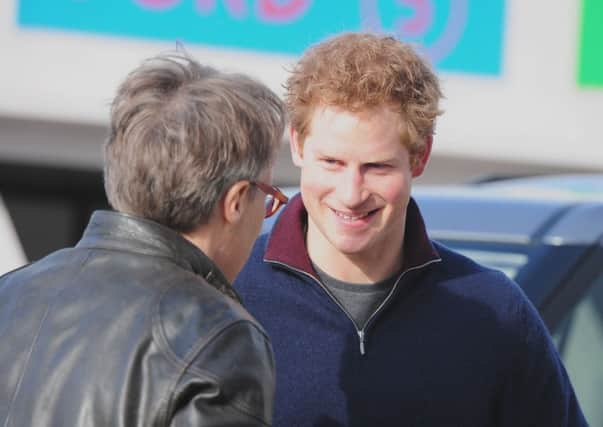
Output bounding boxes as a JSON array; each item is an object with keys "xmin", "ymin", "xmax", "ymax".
[{"xmin": 77, "ymin": 210, "xmax": 239, "ymax": 301}]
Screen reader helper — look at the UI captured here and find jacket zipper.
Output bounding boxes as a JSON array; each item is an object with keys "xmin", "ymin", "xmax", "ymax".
[
  {"xmin": 266, "ymin": 258, "xmax": 441, "ymax": 356},
  {"xmin": 361, "ymin": 258, "xmax": 442, "ymax": 341},
  {"xmin": 266, "ymin": 260, "xmax": 363, "ymax": 347},
  {"xmin": 358, "ymin": 330, "xmax": 365, "ymax": 355}
]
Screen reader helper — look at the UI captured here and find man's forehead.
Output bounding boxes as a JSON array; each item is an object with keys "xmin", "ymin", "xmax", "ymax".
[
  {"xmin": 310, "ymin": 144, "xmax": 403, "ymax": 162},
  {"xmin": 309, "ymin": 104, "xmax": 400, "ymax": 122}
]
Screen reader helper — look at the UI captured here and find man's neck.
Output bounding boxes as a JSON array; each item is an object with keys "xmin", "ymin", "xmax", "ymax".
[
  {"xmin": 181, "ymin": 219, "xmax": 236, "ymax": 283},
  {"xmin": 306, "ymin": 226, "xmax": 405, "ymax": 284}
]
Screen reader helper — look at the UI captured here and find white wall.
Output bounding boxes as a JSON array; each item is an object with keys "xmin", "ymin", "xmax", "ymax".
[
  {"xmin": 0, "ymin": 0, "xmax": 601, "ymax": 170},
  {"xmin": 0, "ymin": 196, "xmax": 26, "ymax": 274}
]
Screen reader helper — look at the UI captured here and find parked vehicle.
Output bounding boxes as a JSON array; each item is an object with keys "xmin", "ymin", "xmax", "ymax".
[{"xmin": 264, "ymin": 174, "xmax": 603, "ymax": 426}]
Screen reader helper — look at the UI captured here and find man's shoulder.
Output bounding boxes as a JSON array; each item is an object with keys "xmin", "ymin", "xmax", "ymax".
[
  {"xmin": 431, "ymin": 241, "xmax": 512, "ymax": 282},
  {"xmin": 423, "ymin": 242, "xmax": 550, "ymax": 352},
  {"xmin": 429, "ymin": 241, "xmax": 529, "ymax": 310},
  {"xmin": 158, "ymin": 275, "xmax": 267, "ymax": 355},
  {"xmin": 0, "ymin": 246, "xmax": 87, "ymax": 295}
]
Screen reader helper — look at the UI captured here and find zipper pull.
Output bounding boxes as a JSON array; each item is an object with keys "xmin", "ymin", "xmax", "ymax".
[{"xmin": 358, "ymin": 330, "xmax": 366, "ymax": 356}]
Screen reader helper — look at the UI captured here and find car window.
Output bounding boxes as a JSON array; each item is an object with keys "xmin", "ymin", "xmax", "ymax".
[
  {"xmin": 552, "ymin": 271, "xmax": 603, "ymax": 427},
  {"xmin": 453, "ymin": 248, "xmax": 528, "ymax": 279}
]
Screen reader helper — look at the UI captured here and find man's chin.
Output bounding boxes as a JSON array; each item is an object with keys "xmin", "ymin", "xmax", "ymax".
[{"xmin": 329, "ymin": 238, "xmax": 371, "ymax": 257}]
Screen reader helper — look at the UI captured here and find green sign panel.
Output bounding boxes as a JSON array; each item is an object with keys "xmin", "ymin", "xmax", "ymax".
[{"xmin": 578, "ymin": 0, "xmax": 603, "ymax": 87}]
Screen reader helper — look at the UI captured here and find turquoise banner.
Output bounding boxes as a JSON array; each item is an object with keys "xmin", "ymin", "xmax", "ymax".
[{"xmin": 18, "ymin": 0, "xmax": 505, "ymax": 75}]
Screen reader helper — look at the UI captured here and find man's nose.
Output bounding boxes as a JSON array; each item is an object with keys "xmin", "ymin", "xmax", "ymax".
[{"xmin": 338, "ymin": 168, "xmax": 366, "ymax": 207}]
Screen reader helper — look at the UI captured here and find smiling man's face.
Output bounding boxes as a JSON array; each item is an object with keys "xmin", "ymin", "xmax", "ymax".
[{"xmin": 291, "ymin": 105, "xmax": 428, "ymax": 272}]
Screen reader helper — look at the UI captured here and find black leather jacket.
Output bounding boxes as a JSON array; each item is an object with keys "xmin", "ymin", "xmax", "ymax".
[{"xmin": 0, "ymin": 210, "xmax": 275, "ymax": 426}]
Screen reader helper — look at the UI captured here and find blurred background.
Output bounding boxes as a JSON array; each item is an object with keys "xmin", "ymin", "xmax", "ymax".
[{"xmin": 0, "ymin": 0, "xmax": 602, "ymax": 271}]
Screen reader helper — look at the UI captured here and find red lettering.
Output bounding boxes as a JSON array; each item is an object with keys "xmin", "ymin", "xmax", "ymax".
[
  {"xmin": 134, "ymin": 0, "xmax": 181, "ymax": 10},
  {"xmin": 398, "ymin": 0, "xmax": 433, "ymax": 36},
  {"xmin": 257, "ymin": 0, "xmax": 311, "ymax": 23}
]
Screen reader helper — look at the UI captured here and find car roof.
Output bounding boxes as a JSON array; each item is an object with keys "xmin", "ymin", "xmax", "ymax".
[
  {"xmin": 413, "ymin": 174, "xmax": 603, "ymax": 245},
  {"xmin": 473, "ymin": 174, "xmax": 603, "ymax": 202}
]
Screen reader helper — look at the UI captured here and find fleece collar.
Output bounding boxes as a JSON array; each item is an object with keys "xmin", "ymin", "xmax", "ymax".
[{"xmin": 264, "ymin": 194, "xmax": 440, "ymax": 279}]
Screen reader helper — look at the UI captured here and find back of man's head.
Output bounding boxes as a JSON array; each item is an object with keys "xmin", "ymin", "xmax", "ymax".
[{"xmin": 104, "ymin": 52, "xmax": 286, "ymax": 232}]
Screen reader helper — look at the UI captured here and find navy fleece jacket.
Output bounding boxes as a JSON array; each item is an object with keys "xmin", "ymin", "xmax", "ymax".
[{"xmin": 234, "ymin": 195, "xmax": 586, "ymax": 427}]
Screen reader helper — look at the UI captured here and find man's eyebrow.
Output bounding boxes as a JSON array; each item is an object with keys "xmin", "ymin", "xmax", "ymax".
[
  {"xmin": 364, "ymin": 157, "xmax": 398, "ymax": 164},
  {"xmin": 313, "ymin": 150, "xmax": 336, "ymax": 158}
]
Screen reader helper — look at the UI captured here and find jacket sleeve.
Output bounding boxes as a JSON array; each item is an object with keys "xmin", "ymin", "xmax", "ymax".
[
  {"xmin": 498, "ymin": 295, "xmax": 588, "ymax": 427},
  {"xmin": 168, "ymin": 321, "xmax": 276, "ymax": 427}
]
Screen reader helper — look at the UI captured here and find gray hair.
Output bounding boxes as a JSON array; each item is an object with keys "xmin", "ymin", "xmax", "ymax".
[{"xmin": 104, "ymin": 52, "xmax": 286, "ymax": 232}]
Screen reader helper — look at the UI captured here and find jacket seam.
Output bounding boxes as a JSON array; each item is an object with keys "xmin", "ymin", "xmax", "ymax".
[
  {"xmin": 188, "ymin": 320, "xmax": 273, "ymax": 423},
  {"xmin": 198, "ymin": 320, "xmax": 273, "ymax": 420},
  {"xmin": 3, "ymin": 250, "xmax": 93, "ymax": 427},
  {"xmin": 151, "ymin": 292, "xmax": 265, "ymax": 377},
  {"xmin": 3, "ymin": 305, "xmax": 52, "ymax": 427},
  {"xmin": 229, "ymin": 401, "xmax": 271, "ymax": 426},
  {"xmin": 76, "ymin": 244, "xmax": 191, "ymax": 272},
  {"xmin": 152, "ymin": 286, "xmax": 271, "ymax": 425},
  {"xmin": 151, "ymin": 285, "xmax": 223, "ymax": 424},
  {"xmin": 160, "ymin": 320, "xmax": 271, "ymax": 425}
]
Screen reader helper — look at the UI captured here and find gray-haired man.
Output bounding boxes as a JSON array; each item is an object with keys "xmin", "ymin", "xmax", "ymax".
[{"xmin": 0, "ymin": 52, "xmax": 288, "ymax": 426}]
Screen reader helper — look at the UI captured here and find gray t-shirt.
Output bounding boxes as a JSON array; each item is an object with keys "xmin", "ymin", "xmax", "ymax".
[{"xmin": 312, "ymin": 262, "xmax": 399, "ymax": 329}]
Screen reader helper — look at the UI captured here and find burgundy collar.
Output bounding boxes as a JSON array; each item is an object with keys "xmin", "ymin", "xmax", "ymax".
[{"xmin": 264, "ymin": 194, "xmax": 440, "ymax": 278}]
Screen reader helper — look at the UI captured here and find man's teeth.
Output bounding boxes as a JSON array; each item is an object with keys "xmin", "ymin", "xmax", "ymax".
[{"xmin": 334, "ymin": 210, "xmax": 370, "ymax": 220}]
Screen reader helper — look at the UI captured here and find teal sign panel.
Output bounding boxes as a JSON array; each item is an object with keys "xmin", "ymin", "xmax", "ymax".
[{"xmin": 18, "ymin": 0, "xmax": 505, "ymax": 75}]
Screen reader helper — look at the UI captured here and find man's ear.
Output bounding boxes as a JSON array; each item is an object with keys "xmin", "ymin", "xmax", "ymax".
[
  {"xmin": 412, "ymin": 135, "xmax": 433, "ymax": 178},
  {"xmin": 220, "ymin": 180, "xmax": 251, "ymax": 225},
  {"xmin": 289, "ymin": 126, "xmax": 304, "ymax": 167}
]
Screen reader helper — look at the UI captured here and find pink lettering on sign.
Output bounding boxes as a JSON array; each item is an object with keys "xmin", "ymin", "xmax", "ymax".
[
  {"xmin": 193, "ymin": 0, "xmax": 311, "ymax": 21},
  {"xmin": 360, "ymin": 0, "xmax": 468, "ymax": 63},
  {"xmin": 360, "ymin": 0, "xmax": 434, "ymax": 38},
  {"xmin": 423, "ymin": 0, "xmax": 468, "ymax": 63},
  {"xmin": 135, "ymin": 0, "xmax": 182, "ymax": 10},
  {"xmin": 397, "ymin": 0, "xmax": 432, "ymax": 36},
  {"xmin": 137, "ymin": 0, "xmax": 311, "ymax": 22},
  {"xmin": 257, "ymin": 0, "xmax": 312, "ymax": 23}
]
